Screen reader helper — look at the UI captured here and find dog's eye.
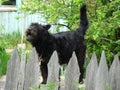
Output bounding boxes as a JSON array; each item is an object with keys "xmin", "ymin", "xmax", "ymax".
[
  {"xmin": 33, "ymin": 29, "xmax": 37, "ymax": 32},
  {"xmin": 31, "ymin": 29, "xmax": 37, "ymax": 34}
]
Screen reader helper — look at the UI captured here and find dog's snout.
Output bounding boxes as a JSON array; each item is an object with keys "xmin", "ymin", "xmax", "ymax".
[{"xmin": 26, "ymin": 29, "xmax": 31, "ymax": 36}]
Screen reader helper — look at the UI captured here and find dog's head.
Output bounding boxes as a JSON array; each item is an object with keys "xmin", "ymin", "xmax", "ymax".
[{"xmin": 26, "ymin": 23, "xmax": 51, "ymax": 44}]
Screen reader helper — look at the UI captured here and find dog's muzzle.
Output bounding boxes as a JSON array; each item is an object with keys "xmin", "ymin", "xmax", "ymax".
[{"xmin": 26, "ymin": 35, "xmax": 31, "ymax": 41}]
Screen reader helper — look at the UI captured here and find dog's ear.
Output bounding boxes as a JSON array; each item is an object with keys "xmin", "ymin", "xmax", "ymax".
[{"xmin": 43, "ymin": 24, "xmax": 51, "ymax": 30}]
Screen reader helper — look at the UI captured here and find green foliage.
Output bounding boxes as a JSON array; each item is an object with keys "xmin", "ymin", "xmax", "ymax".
[
  {"xmin": 0, "ymin": 50, "xmax": 10, "ymax": 77},
  {"xmin": 3, "ymin": 32, "xmax": 21, "ymax": 48},
  {"xmin": 0, "ymin": 0, "xmax": 7, "ymax": 4},
  {"xmin": 0, "ymin": 32, "xmax": 31, "ymax": 49},
  {"xmin": 0, "ymin": 34, "xmax": 10, "ymax": 77},
  {"xmin": 105, "ymin": 83, "xmax": 110, "ymax": 90},
  {"xmin": 29, "ymin": 82, "xmax": 85, "ymax": 90},
  {"xmin": 30, "ymin": 85, "xmax": 39, "ymax": 90},
  {"xmin": 41, "ymin": 82, "xmax": 58, "ymax": 90},
  {"xmin": 21, "ymin": 0, "xmax": 84, "ymax": 30},
  {"xmin": 79, "ymin": 87, "xmax": 85, "ymax": 90},
  {"xmin": 21, "ymin": 0, "xmax": 120, "ymax": 64},
  {"xmin": 30, "ymin": 82, "xmax": 58, "ymax": 90},
  {"xmin": 86, "ymin": 0, "xmax": 120, "ymax": 63}
]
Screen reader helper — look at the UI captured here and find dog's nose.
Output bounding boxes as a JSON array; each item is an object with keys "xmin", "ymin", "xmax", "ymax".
[{"xmin": 25, "ymin": 30, "xmax": 30, "ymax": 36}]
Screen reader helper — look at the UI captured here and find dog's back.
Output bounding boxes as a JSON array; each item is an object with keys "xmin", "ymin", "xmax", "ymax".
[{"xmin": 52, "ymin": 4, "xmax": 88, "ymax": 64}]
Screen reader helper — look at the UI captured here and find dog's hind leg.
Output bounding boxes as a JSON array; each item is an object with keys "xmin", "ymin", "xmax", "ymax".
[
  {"xmin": 40, "ymin": 62, "xmax": 48, "ymax": 84},
  {"xmin": 75, "ymin": 44, "xmax": 86, "ymax": 83}
]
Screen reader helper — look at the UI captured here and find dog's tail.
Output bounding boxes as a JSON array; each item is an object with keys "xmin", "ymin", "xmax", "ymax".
[{"xmin": 78, "ymin": 4, "xmax": 89, "ymax": 35}]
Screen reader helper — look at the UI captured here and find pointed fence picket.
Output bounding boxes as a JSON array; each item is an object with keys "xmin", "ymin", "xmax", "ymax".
[
  {"xmin": 85, "ymin": 52, "xmax": 98, "ymax": 90},
  {"xmin": 4, "ymin": 47, "xmax": 20, "ymax": 90},
  {"xmin": 4, "ymin": 47, "xmax": 120, "ymax": 90},
  {"xmin": 40, "ymin": 51, "xmax": 60, "ymax": 90},
  {"xmin": 95, "ymin": 51, "xmax": 109, "ymax": 90},
  {"xmin": 63, "ymin": 52, "xmax": 80, "ymax": 90},
  {"xmin": 85, "ymin": 51, "xmax": 120, "ymax": 90},
  {"xmin": 23, "ymin": 48, "xmax": 40, "ymax": 90},
  {"xmin": 17, "ymin": 52, "xmax": 26, "ymax": 90},
  {"xmin": 109, "ymin": 55, "xmax": 120, "ymax": 90}
]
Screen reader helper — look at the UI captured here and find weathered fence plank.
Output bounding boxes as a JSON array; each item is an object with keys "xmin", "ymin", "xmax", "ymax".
[
  {"xmin": 116, "ymin": 58, "xmax": 120, "ymax": 90},
  {"xmin": 109, "ymin": 55, "xmax": 120, "ymax": 90},
  {"xmin": 47, "ymin": 51, "xmax": 60, "ymax": 83},
  {"xmin": 17, "ymin": 53, "xmax": 26, "ymax": 90},
  {"xmin": 85, "ymin": 52, "xmax": 98, "ymax": 90},
  {"xmin": 95, "ymin": 51, "xmax": 109, "ymax": 90},
  {"xmin": 47, "ymin": 51, "xmax": 60, "ymax": 90},
  {"xmin": 40, "ymin": 51, "xmax": 60, "ymax": 90},
  {"xmin": 23, "ymin": 48, "xmax": 40, "ymax": 90},
  {"xmin": 63, "ymin": 52, "xmax": 80, "ymax": 90},
  {"xmin": 4, "ymin": 47, "xmax": 20, "ymax": 90}
]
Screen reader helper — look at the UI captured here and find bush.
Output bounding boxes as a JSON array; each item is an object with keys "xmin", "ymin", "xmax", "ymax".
[{"xmin": 0, "ymin": 34, "xmax": 10, "ymax": 76}]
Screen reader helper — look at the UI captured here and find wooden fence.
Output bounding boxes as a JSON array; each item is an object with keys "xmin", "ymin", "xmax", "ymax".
[
  {"xmin": 4, "ymin": 47, "xmax": 120, "ymax": 90},
  {"xmin": 0, "ymin": 11, "xmax": 46, "ymax": 34},
  {"xmin": 0, "ymin": 10, "xmax": 67, "ymax": 34}
]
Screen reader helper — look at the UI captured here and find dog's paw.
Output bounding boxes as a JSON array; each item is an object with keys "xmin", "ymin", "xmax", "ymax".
[{"xmin": 41, "ymin": 81, "xmax": 47, "ymax": 84}]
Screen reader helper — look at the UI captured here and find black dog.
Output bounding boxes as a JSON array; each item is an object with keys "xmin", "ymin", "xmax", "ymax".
[{"xmin": 26, "ymin": 4, "xmax": 88, "ymax": 84}]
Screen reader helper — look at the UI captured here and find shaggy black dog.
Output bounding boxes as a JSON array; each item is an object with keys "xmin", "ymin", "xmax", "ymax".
[{"xmin": 26, "ymin": 4, "xmax": 88, "ymax": 84}]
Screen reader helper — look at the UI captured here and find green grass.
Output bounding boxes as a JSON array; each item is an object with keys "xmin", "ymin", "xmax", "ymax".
[
  {"xmin": 1, "ymin": 32, "xmax": 21, "ymax": 48},
  {"xmin": 79, "ymin": 87, "xmax": 85, "ymax": 90},
  {"xmin": 0, "ymin": 50, "xmax": 10, "ymax": 77},
  {"xmin": 30, "ymin": 82, "xmax": 85, "ymax": 90},
  {"xmin": 0, "ymin": 31, "xmax": 31, "ymax": 49}
]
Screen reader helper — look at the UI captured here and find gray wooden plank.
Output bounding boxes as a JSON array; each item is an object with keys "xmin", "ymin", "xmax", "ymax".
[
  {"xmin": 24, "ymin": 48, "xmax": 40, "ymax": 90},
  {"xmin": 17, "ymin": 52, "xmax": 26, "ymax": 90},
  {"xmin": 47, "ymin": 51, "xmax": 60, "ymax": 90},
  {"xmin": 4, "ymin": 12, "xmax": 8, "ymax": 33},
  {"xmin": 85, "ymin": 52, "xmax": 98, "ymax": 90},
  {"xmin": 40, "ymin": 51, "xmax": 60, "ymax": 90},
  {"xmin": 63, "ymin": 52, "xmax": 80, "ymax": 90},
  {"xmin": 4, "ymin": 47, "xmax": 20, "ymax": 90},
  {"xmin": 0, "ymin": 11, "xmax": 55, "ymax": 34},
  {"xmin": 116, "ymin": 56, "xmax": 120, "ymax": 90},
  {"xmin": 109, "ymin": 55, "xmax": 120, "ymax": 90},
  {"xmin": 95, "ymin": 51, "xmax": 109, "ymax": 90}
]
